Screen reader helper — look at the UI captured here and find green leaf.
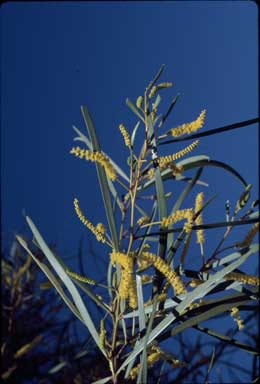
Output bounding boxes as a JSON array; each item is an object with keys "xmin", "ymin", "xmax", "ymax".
[
  {"xmin": 16, "ymin": 235, "xmax": 84, "ymax": 324},
  {"xmin": 92, "ymin": 377, "xmax": 112, "ymax": 384},
  {"xmin": 195, "ymin": 325, "xmax": 259, "ymax": 355},
  {"xmin": 131, "ymin": 121, "xmax": 140, "ymax": 147},
  {"xmin": 136, "ymin": 275, "xmax": 146, "ymax": 332},
  {"xmin": 25, "ymin": 217, "xmax": 105, "ymax": 356},
  {"xmin": 177, "ymin": 157, "xmax": 247, "ymax": 187},
  {"xmin": 126, "ymin": 98, "xmax": 145, "ymax": 123},
  {"xmin": 81, "ymin": 106, "xmax": 119, "ymax": 250},
  {"xmin": 72, "ymin": 125, "xmax": 93, "ymax": 150},
  {"xmin": 146, "ymin": 64, "xmax": 165, "ymax": 91}
]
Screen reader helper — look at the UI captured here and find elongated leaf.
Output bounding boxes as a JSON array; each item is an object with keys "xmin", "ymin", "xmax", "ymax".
[
  {"xmin": 136, "ymin": 275, "xmax": 146, "ymax": 332},
  {"xmin": 158, "ymin": 93, "xmax": 180, "ymax": 128},
  {"xmin": 92, "ymin": 376, "xmax": 112, "ymax": 384},
  {"xmin": 16, "ymin": 236, "xmax": 84, "ymax": 323},
  {"xmin": 72, "ymin": 125, "xmax": 93, "ymax": 150},
  {"xmin": 81, "ymin": 106, "xmax": 119, "ymax": 250},
  {"xmin": 25, "ymin": 216, "xmax": 105, "ymax": 355},
  {"xmin": 195, "ymin": 325, "xmax": 259, "ymax": 355},
  {"xmin": 126, "ymin": 98, "xmax": 145, "ymax": 123},
  {"xmin": 131, "ymin": 121, "xmax": 140, "ymax": 147},
  {"xmin": 146, "ymin": 64, "xmax": 165, "ymax": 91},
  {"xmin": 177, "ymin": 157, "xmax": 247, "ymax": 187}
]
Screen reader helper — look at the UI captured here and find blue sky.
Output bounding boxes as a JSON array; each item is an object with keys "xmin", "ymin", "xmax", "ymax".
[{"xmin": 1, "ymin": 1, "xmax": 258, "ymax": 382}]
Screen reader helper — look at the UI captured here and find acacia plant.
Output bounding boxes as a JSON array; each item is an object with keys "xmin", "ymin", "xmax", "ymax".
[{"xmin": 17, "ymin": 65, "xmax": 259, "ymax": 383}]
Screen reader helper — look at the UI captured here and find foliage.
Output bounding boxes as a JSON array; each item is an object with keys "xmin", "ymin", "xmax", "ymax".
[{"xmin": 17, "ymin": 65, "xmax": 259, "ymax": 383}]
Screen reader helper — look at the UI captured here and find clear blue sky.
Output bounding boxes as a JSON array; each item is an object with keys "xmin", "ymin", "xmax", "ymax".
[{"xmin": 1, "ymin": 1, "xmax": 258, "ymax": 382}]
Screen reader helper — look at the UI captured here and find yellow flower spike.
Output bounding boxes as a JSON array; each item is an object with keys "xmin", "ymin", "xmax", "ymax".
[
  {"xmin": 158, "ymin": 140, "xmax": 200, "ymax": 169},
  {"xmin": 70, "ymin": 147, "xmax": 117, "ymax": 181},
  {"xmin": 141, "ymin": 274, "xmax": 152, "ymax": 283},
  {"xmin": 170, "ymin": 109, "xmax": 206, "ymax": 137},
  {"xmin": 99, "ymin": 319, "xmax": 106, "ymax": 349},
  {"xmin": 236, "ymin": 222, "xmax": 259, "ymax": 248},
  {"xmin": 119, "ymin": 124, "xmax": 131, "ymax": 148},
  {"xmin": 65, "ymin": 268, "xmax": 96, "ymax": 285},
  {"xmin": 96, "ymin": 223, "xmax": 106, "ymax": 234},
  {"xmin": 129, "ymin": 348, "xmax": 162, "ymax": 379},
  {"xmin": 73, "ymin": 198, "xmax": 107, "ymax": 243},
  {"xmin": 144, "ymin": 293, "xmax": 167, "ymax": 307},
  {"xmin": 161, "ymin": 208, "xmax": 194, "ymax": 234},
  {"xmin": 225, "ymin": 272, "xmax": 260, "ymax": 286},
  {"xmin": 137, "ymin": 216, "xmax": 150, "ymax": 226},
  {"xmin": 141, "ymin": 252, "xmax": 186, "ymax": 295},
  {"xmin": 230, "ymin": 307, "xmax": 244, "ymax": 330},
  {"xmin": 136, "ymin": 96, "xmax": 143, "ymax": 109},
  {"xmin": 128, "ymin": 279, "xmax": 138, "ymax": 309},
  {"xmin": 148, "ymin": 86, "xmax": 158, "ymax": 99}
]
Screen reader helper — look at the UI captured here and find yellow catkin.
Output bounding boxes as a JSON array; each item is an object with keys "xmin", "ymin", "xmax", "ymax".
[
  {"xmin": 141, "ymin": 252, "xmax": 186, "ymax": 295},
  {"xmin": 144, "ymin": 293, "xmax": 167, "ymax": 307},
  {"xmin": 195, "ymin": 192, "xmax": 205, "ymax": 244},
  {"xmin": 170, "ymin": 110, "xmax": 206, "ymax": 137},
  {"xmin": 137, "ymin": 216, "xmax": 150, "ymax": 226},
  {"xmin": 225, "ymin": 272, "xmax": 260, "ymax": 286},
  {"xmin": 129, "ymin": 348, "xmax": 162, "ymax": 379},
  {"xmin": 189, "ymin": 279, "xmax": 202, "ymax": 287},
  {"xmin": 161, "ymin": 208, "xmax": 194, "ymax": 234},
  {"xmin": 158, "ymin": 140, "xmax": 200, "ymax": 169},
  {"xmin": 141, "ymin": 274, "xmax": 152, "ymax": 283},
  {"xmin": 128, "ymin": 278, "xmax": 138, "ymax": 309},
  {"xmin": 136, "ymin": 96, "xmax": 143, "ymax": 109},
  {"xmin": 70, "ymin": 147, "xmax": 117, "ymax": 181},
  {"xmin": 230, "ymin": 307, "xmax": 244, "ymax": 330},
  {"xmin": 65, "ymin": 268, "xmax": 96, "ymax": 285},
  {"xmin": 119, "ymin": 124, "xmax": 131, "ymax": 148},
  {"xmin": 147, "ymin": 168, "xmax": 155, "ymax": 180},
  {"xmin": 73, "ymin": 198, "xmax": 107, "ymax": 243},
  {"xmin": 149, "ymin": 82, "xmax": 173, "ymax": 99},
  {"xmin": 99, "ymin": 319, "xmax": 106, "ymax": 349},
  {"xmin": 236, "ymin": 222, "xmax": 259, "ymax": 248},
  {"xmin": 110, "ymin": 251, "xmax": 137, "ymax": 308}
]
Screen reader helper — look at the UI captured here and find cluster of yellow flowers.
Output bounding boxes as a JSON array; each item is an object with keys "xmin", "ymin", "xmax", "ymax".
[
  {"xmin": 158, "ymin": 140, "xmax": 199, "ymax": 170},
  {"xmin": 148, "ymin": 82, "xmax": 173, "ymax": 99},
  {"xmin": 195, "ymin": 192, "xmax": 205, "ymax": 245},
  {"xmin": 141, "ymin": 274, "xmax": 152, "ymax": 283},
  {"xmin": 190, "ymin": 271, "xmax": 259, "ymax": 288},
  {"xmin": 73, "ymin": 198, "xmax": 107, "ymax": 243},
  {"xmin": 169, "ymin": 109, "xmax": 206, "ymax": 137},
  {"xmin": 144, "ymin": 292, "xmax": 167, "ymax": 307},
  {"xmin": 99, "ymin": 319, "xmax": 106, "ymax": 349},
  {"xmin": 65, "ymin": 268, "xmax": 96, "ymax": 285},
  {"xmin": 119, "ymin": 124, "xmax": 131, "ymax": 148},
  {"xmin": 141, "ymin": 252, "xmax": 186, "ymax": 295},
  {"xmin": 137, "ymin": 216, "xmax": 150, "ymax": 226},
  {"xmin": 129, "ymin": 344, "xmax": 163, "ymax": 379},
  {"xmin": 161, "ymin": 208, "xmax": 194, "ymax": 234},
  {"xmin": 70, "ymin": 147, "xmax": 117, "ymax": 181},
  {"xmin": 110, "ymin": 251, "xmax": 137, "ymax": 308},
  {"xmin": 236, "ymin": 222, "xmax": 259, "ymax": 248},
  {"xmin": 225, "ymin": 272, "xmax": 260, "ymax": 286},
  {"xmin": 230, "ymin": 307, "xmax": 244, "ymax": 330}
]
